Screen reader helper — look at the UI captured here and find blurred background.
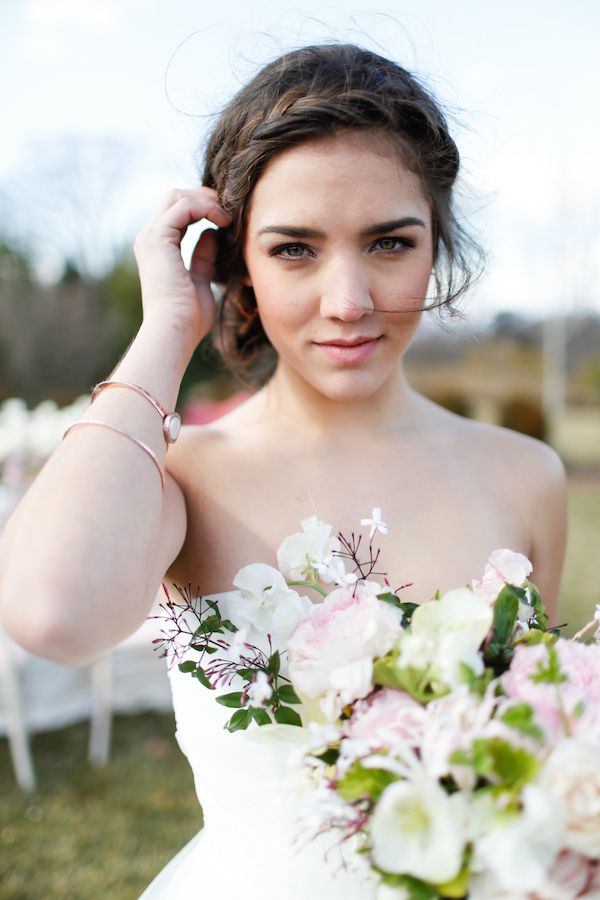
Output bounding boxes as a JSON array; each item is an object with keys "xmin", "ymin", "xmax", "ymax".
[{"xmin": 1, "ymin": 1, "xmax": 599, "ymax": 896}]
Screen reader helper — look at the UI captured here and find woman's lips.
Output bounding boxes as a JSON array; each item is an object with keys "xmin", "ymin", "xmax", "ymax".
[{"xmin": 315, "ymin": 336, "xmax": 382, "ymax": 364}]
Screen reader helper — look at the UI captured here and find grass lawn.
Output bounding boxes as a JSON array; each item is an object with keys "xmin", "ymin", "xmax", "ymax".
[
  {"xmin": 0, "ymin": 713, "xmax": 200, "ymax": 899},
  {"xmin": 559, "ymin": 472, "xmax": 600, "ymax": 634},
  {"xmin": 0, "ymin": 473, "xmax": 598, "ymax": 898}
]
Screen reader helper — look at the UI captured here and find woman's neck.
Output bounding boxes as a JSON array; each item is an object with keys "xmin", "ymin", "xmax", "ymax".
[{"xmin": 255, "ymin": 361, "xmax": 421, "ymax": 440}]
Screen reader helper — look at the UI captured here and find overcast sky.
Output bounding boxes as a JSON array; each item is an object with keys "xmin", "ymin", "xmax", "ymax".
[{"xmin": 1, "ymin": 0, "xmax": 599, "ymax": 321}]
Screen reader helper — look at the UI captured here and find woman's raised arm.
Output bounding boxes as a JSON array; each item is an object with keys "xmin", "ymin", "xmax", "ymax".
[{"xmin": 0, "ymin": 188, "xmax": 230, "ymax": 665}]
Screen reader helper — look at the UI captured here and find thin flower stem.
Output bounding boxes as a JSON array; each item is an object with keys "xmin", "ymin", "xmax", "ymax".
[{"xmin": 287, "ymin": 580, "xmax": 328, "ymax": 597}]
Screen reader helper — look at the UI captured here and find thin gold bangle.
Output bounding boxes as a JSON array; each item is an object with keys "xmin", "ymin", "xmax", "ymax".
[{"xmin": 62, "ymin": 419, "xmax": 165, "ymax": 489}]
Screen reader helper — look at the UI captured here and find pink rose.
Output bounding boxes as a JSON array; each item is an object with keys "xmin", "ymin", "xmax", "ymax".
[
  {"xmin": 287, "ymin": 582, "xmax": 401, "ymax": 721},
  {"xmin": 502, "ymin": 640, "xmax": 600, "ymax": 741},
  {"xmin": 343, "ymin": 687, "xmax": 425, "ymax": 750},
  {"xmin": 472, "ymin": 548, "xmax": 533, "ymax": 604},
  {"xmin": 535, "ymin": 851, "xmax": 596, "ymax": 899}
]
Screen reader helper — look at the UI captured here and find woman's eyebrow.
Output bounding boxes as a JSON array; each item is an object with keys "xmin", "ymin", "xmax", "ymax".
[
  {"xmin": 362, "ymin": 217, "xmax": 426, "ymax": 235},
  {"xmin": 256, "ymin": 217, "xmax": 426, "ymax": 239},
  {"xmin": 256, "ymin": 225, "xmax": 324, "ymax": 238}
]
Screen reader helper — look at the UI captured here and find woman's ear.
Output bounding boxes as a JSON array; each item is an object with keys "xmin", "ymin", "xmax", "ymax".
[{"xmin": 241, "ymin": 273, "xmax": 253, "ymax": 287}]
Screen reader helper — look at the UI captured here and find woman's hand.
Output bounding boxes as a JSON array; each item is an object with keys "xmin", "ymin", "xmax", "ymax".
[{"xmin": 133, "ymin": 187, "xmax": 232, "ymax": 349}]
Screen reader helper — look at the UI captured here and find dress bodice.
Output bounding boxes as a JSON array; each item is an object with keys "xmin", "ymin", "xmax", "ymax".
[{"xmin": 140, "ymin": 595, "xmax": 376, "ymax": 899}]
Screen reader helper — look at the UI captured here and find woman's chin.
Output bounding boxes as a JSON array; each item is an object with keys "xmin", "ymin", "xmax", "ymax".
[{"xmin": 302, "ymin": 368, "xmax": 398, "ymax": 404}]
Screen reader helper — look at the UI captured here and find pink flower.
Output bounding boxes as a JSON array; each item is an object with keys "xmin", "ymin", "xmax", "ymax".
[
  {"xmin": 501, "ymin": 640, "xmax": 600, "ymax": 741},
  {"xmin": 472, "ymin": 548, "xmax": 533, "ymax": 604},
  {"xmin": 287, "ymin": 583, "xmax": 402, "ymax": 721},
  {"xmin": 343, "ymin": 687, "xmax": 425, "ymax": 751},
  {"xmin": 536, "ymin": 850, "xmax": 596, "ymax": 899}
]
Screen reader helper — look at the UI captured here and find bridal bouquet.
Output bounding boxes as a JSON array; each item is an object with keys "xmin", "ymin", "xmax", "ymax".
[{"xmin": 154, "ymin": 511, "xmax": 600, "ymax": 900}]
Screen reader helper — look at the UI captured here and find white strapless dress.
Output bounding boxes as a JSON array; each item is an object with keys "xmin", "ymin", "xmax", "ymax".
[{"xmin": 139, "ymin": 594, "xmax": 377, "ymax": 899}]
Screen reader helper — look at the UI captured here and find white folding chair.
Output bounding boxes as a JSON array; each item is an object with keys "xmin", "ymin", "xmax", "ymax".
[{"xmin": 0, "ymin": 625, "xmax": 36, "ymax": 791}]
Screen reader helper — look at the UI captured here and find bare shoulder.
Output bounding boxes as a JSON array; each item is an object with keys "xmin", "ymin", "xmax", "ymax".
[
  {"xmin": 442, "ymin": 409, "xmax": 566, "ymax": 495},
  {"xmin": 164, "ymin": 396, "xmax": 262, "ymax": 494},
  {"xmin": 438, "ymin": 410, "xmax": 567, "ymax": 621}
]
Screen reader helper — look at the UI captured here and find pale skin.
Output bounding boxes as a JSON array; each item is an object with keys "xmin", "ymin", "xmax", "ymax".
[{"xmin": 0, "ymin": 131, "xmax": 567, "ymax": 665}]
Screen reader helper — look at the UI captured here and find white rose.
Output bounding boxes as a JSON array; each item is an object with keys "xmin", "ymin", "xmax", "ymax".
[
  {"xmin": 536, "ymin": 741, "xmax": 600, "ymax": 859},
  {"xmin": 398, "ymin": 588, "xmax": 492, "ymax": 688},
  {"xmin": 473, "ymin": 784, "xmax": 564, "ymax": 893}
]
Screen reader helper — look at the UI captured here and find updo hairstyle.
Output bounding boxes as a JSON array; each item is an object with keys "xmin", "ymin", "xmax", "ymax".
[{"xmin": 202, "ymin": 43, "xmax": 480, "ymax": 383}]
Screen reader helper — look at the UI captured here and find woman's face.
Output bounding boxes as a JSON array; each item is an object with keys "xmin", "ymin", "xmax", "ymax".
[{"xmin": 243, "ymin": 131, "xmax": 434, "ymax": 402}]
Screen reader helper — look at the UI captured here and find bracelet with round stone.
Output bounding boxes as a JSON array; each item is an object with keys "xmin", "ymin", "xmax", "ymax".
[{"xmin": 91, "ymin": 380, "xmax": 181, "ymax": 445}]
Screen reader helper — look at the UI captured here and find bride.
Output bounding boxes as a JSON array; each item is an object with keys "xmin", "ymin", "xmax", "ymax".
[{"xmin": 0, "ymin": 43, "xmax": 566, "ymax": 898}]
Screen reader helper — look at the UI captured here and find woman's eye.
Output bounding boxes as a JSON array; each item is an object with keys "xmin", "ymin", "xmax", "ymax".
[
  {"xmin": 371, "ymin": 237, "xmax": 413, "ymax": 253},
  {"xmin": 272, "ymin": 243, "xmax": 311, "ymax": 259}
]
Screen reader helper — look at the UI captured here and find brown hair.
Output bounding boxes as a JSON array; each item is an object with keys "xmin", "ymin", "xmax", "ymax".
[{"xmin": 202, "ymin": 42, "xmax": 482, "ymax": 384}]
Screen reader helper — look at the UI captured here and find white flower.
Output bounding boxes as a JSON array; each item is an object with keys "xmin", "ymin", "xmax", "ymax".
[
  {"xmin": 218, "ymin": 563, "xmax": 311, "ymax": 645},
  {"xmin": 306, "ymin": 721, "xmax": 341, "ymax": 752},
  {"xmin": 370, "ymin": 776, "xmax": 468, "ymax": 884},
  {"xmin": 473, "ymin": 785, "xmax": 564, "ymax": 893},
  {"xmin": 246, "ymin": 671, "xmax": 273, "ymax": 706},
  {"xmin": 335, "ymin": 571, "xmax": 358, "ymax": 588},
  {"xmin": 360, "ymin": 507, "xmax": 388, "ymax": 540},
  {"xmin": 397, "ymin": 588, "xmax": 492, "ymax": 688},
  {"xmin": 594, "ymin": 604, "xmax": 600, "ymax": 623},
  {"xmin": 536, "ymin": 741, "xmax": 600, "ymax": 858},
  {"xmin": 315, "ymin": 554, "xmax": 347, "ymax": 585},
  {"xmin": 396, "ymin": 632, "xmax": 436, "ymax": 670},
  {"xmin": 435, "ymin": 631, "xmax": 486, "ymax": 688},
  {"xmin": 277, "ymin": 515, "xmax": 341, "ymax": 581},
  {"xmin": 472, "ymin": 549, "xmax": 533, "ymax": 604},
  {"xmin": 223, "ymin": 626, "xmax": 251, "ymax": 664},
  {"xmin": 376, "ymin": 886, "xmax": 410, "ymax": 900}
]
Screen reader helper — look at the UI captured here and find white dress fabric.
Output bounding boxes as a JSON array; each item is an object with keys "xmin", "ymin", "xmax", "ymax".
[{"xmin": 139, "ymin": 595, "xmax": 377, "ymax": 899}]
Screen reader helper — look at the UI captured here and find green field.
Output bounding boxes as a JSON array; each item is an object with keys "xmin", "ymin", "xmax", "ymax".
[{"xmin": 0, "ymin": 475, "xmax": 598, "ymax": 899}]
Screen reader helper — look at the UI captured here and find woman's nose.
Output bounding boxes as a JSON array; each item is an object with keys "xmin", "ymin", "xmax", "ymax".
[{"xmin": 319, "ymin": 257, "xmax": 375, "ymax": 321}]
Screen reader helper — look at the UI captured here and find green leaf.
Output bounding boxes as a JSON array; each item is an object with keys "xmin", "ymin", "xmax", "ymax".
[
  {"xmin": 190, "ymin": 643, "xmax": 218, "ymax": 654},
  {"xmin": 220, "ymin": 619, "xmax": 237, "ymax": 632},
  {"xmin": 373, "ymin": 654, "xmax": 405, "ymax": 689},
  {"xmin": 398, "ymin": 602, "xmax": 419, "ymax": 627},
  {"xmin": 377, "ymin": 873, "xmax": 437, "ymax": 900},
  {"xmin": 492, "ymin": 586, "xmax": 520, "ymax": 645},
  {"xmin": 450, "ymin": 738, "xmax": 539, "ymax": 789},
  {"xmin": 236, "ymin": 668, "xmax": 257, "ymax": 681},
  {"xmin": 178, "ymin": 660, "xmax": 197, "ymax": 673},
  {"xmin": 377, "ymin": 591, "xmax": 403, "ymax": 606},
  {"xmin": 531, "ymin": 645, "xmax": 567, "ymax": 685},
  {"xmin": 250, "ymin": 708, "xmax": 271, "ymax": 726},
  {"xmin": 523, "ymin": 580, "xmax": 549, "ymax": 629},
  {"xmin": 268, "ymin": 651, "xmax": 281, "ymax": 677},
  {"xmin": 314, "ymin": 748, "xmax": 339, "ymax": 766},
  {"xmin": 215, "ymin": 691, "xmax": 244, "ymax": 708},
  {"xmin": 273, "ymin": 706, "xmax": 303, "ymax": 727},
  {"xmin": 194, "ymin": 614, "xmax": 223, "ymax": 636},
  {"xmin": 224, "ymin": 708, "xmax": 252, "ymax": 732},
  {"xmin": 191, "ymin": 666, "xmax": 213, "ymax": 689},
  {"xmin": 501, "ymin": 703, "xmax": 545, "ymax": 740},
  {"xmin": 337, "ymin": 760, "xmax": 398, "ymax": 803},
  {"xmin": 435, "ymin": 866, "xmax": 471, "ymax": 898},
  {"xmin": 277, "ymin": 684, "xmax": 302, "ymax": 704}
]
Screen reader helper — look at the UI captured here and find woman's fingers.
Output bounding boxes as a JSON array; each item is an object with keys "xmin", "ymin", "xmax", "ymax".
[
  {"xmin": 188, "ymin": 226, "xmax": 218, "ymax": 283},
  {"xmin": 146, "ymin": 187, "xmax": 231, "ymax": 233}
]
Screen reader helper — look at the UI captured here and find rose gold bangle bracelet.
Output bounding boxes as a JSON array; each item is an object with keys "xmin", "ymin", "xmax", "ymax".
[
  {"xmin": 91, "ymin": 381, "xmax": 181, "ymax": 445},
  {"xmin": 62, "ymin": 419, "xmax": 165, "ymax": 489}
]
